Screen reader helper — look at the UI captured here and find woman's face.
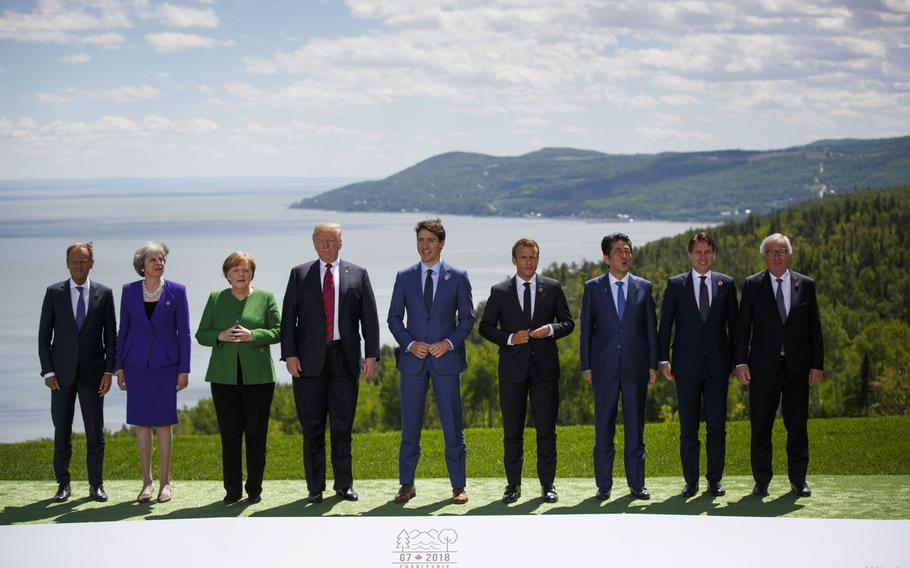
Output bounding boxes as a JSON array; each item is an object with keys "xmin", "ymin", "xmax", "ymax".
[
  {"xmin": 226, "ymin": 261, "xmax": 253, "ymax": 290},
  {"xmin": 143, "ymin": 253, "xmax": 166, "ymax": 278}
]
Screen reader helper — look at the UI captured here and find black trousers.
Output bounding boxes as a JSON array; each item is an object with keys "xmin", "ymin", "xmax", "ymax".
[
  {"xmin": 51, "ymin": 369, "xmax": 105, "ymax": 487},
  {"xmin": 211, "ymin": 374, "xmax": 275, "ymax": 498},
  {"xmin": 749, "ymin": 358, "xmax": 810, "ymax": 485},
  {"xmin": 499, "ymin": 363, "xmax": 559, "ymax": 487},
  {"xmin": 293, "ymin": 344, "xmax": 359, "ymax": 492},
  {"xmin": 676, "ymin": 367, "xmax": 728, "ymax": 484}
]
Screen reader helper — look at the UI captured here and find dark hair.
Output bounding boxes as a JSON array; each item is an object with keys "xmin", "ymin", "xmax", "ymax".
[
  {"xmin": 688, "ymin": 232, "xmax": 716, "ymax": 253},
  {"xmin": 415, "ymin": 218, "xmax": 446, "ymax": 242},
  {"xmin": 511, "ymin": 238, "xmax": 539, "ymax": 258},
  {"xmin": 601, "ymin": 232, "xmax": 632, "ymax": 255},
  {"xmin": 66, "ymin": 242, "xmax": 94, "ymax": 260}
]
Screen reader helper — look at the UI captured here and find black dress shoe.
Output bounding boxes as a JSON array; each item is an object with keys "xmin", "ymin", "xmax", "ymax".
[
  {"xmin": 336, "ymin": 487, "xmax": 359, "ymax": 501},
  {"xmin": 89, "ymin": 485, "xmax": 108, "ymax": 502},
  {"xmin": 53, "ymin": 483, "xmax": 71, "ymax": 503},
  {"xmin": 752, "ymin": 482, "xmax": 769, "ymax": 497},
  {"xmin": 595, "ymin": 488, "xmax": 611, "ymax": 501},
  {"xmin": 681, "ymin": 482, "xmax": 699, "ymax": 498},
  {"xmin": 541, "ymin": 485, "xmax": 558, "ymax": 503},
  {"xmin": 630, "ymin": 487, "xmax": 650, "ymax": 500},
  {"xmin": 223, "ymin": 493, "xmax": 242, "ymax": 504},
  {"xmin": 502, "ymin": 484, "xmax": 521, "ymax": 503},
  {"xmin": 248, "ymin": 494, "xmax": 262, "ymax": 504},
  {"xmin": 709, "ymin": 481, "xmax": 726, "ymax": 497},
  {"xmin": 307, "ymin": 491, "xmax": 323, "ymax": 504},
  {"xmin": 791, "ymin": 482, "xmax": 812, "ymax": 497}
]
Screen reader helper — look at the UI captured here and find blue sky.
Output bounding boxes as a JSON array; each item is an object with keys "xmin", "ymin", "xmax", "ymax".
[{"xmin": 1, "ymin": 0, "xmax": 908, "ymax": 178}]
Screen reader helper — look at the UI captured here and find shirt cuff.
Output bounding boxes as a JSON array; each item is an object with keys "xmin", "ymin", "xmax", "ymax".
[
  {"xmin": 506, "ymin": 333, "xmax": 514, "ymax": 346},
  {"xmin": 735, "ymin": 363, "xmax": 747, "ymax": 368},
  {"xmin": 445, "ymin": 339, "xmax": 454, "ymax": 350},
  {"xmin": 406, "ymin": 341, "xmax": 415, "ymax": 353},
  {"xmin": 547, "ymin": 324, "xmax": 554, "ymax": 337},
  {"xmin": 42, "ymin": 372, "xmax": 55, "ymax": 380},
  {"xmin": 658, "ymin": 360, "xmax": 669, "ymax": 365}
]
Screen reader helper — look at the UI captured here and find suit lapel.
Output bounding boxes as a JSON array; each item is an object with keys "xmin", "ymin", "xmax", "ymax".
[
  {"xmin": 411, "ymin": 263, "xmax": 428, "ymax": 316},
  {"xmin": 61, "ymin": 282, "xmax": 79, "ymax": 332},
  {"xmin": 682, "ymin": 273, "xmax": 700, "ymax": 319},
  {"xmin": 337, "ymin": 260, "xmax": 349, "ymax": 312},
  {"xmin": 787, "ymin": 273, "xmax": 803, "ymax": 325},
  {"xmin": 600, "ymin": 275, "xmax": 620, "ymax": 323},
  {"xmin": 532, "ymin": 277, "xmax": 544, "ymax": 323},
  {"xmin": 150, "ymin": 281, "xmax": 173, "ymax": 324},
  {"xmin": 83, "ymin": 281, "xmax": 102, "ymax": 329}
]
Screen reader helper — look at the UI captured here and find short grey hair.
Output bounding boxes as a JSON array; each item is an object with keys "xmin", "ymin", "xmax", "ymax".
[
  {"xmin": 759, "ymin": 233, "xmax": 792, "ymax": 255},
  {"xmin": 312, "ymin": 223, "xmax": 342, "ymax": 241},
  {"xmin": 133, "ymin": 241, "xmax": 169, "ymax": 276}
]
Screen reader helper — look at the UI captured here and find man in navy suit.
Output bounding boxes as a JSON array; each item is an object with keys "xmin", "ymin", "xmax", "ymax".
[
  {"xmin": 38, "ymin": 242, "xmax": 116, "ymax": 502},
  {"xmin": 388, "ymin": 218, "xmax": 475, "ymax": 504},
  {"xmin": 580, "ymin": 232, "xmax": 657, "ymax": 500},
  {"xmin": 734, "ymin": 233, "xmax": 823, "ymax": 498},
  {"xmin": 658, "ymin": 232, "xmax": 738, "ymax": 498}
]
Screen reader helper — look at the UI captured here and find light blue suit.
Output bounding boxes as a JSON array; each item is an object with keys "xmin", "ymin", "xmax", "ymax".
[
  {"xmin": 388, "ymin": 261, "xmax": 475, "ymax": 487},
  {"xmin": 579, "ymin": 273, "xmax": 657, "ymax": 492}
]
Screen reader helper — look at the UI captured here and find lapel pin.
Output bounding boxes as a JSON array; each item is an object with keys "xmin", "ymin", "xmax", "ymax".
[
  {"xmin": 444, "ymin": 272, "xmax": 451, "ymax": 281},
  {"xmin": 794, "ymin": 280, "xmax": 801, "ymax": 289},
  {"xmin": 538, "ymin": 285, "xmax": 544, "ymax": 294},
  {"xmin": 717, "ymin": 280, "xmax": 724, "ymax": 287},
  {"xmin": 166, "ymin": 300, "xmax": 171, "ymax": 306},
  {"xmin": 635, "ymin": 283, "xmax": 641, "ymax": 290}
]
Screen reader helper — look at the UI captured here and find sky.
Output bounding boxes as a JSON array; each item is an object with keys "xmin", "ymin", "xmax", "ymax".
[{"xmin": 0, "ymin": 0, "xmax": 908, "ymax": 179}]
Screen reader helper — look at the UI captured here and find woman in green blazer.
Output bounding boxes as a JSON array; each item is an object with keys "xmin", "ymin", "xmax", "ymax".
[{"xmin": 196, "ymin": 251, "xmax": 280, "ymax": 504}]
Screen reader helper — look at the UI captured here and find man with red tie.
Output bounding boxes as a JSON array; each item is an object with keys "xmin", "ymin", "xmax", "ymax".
[{"xmin": 281, "ymin": 223, "xmax": 380, "ymax": 503}]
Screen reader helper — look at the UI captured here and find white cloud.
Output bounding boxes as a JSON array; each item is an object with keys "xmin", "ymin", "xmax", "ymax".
[
  {"xmin": 0, "ymin": 0, "xmax": 132, "ymax": 45},
  {"xmin": 146, "ymin": 32, "xmax": 233, "ymax": 52},
  {"xmin": 60, "ymin": 52, "xmax": 92, "ymax": 64},
  {"xmin": 37, "ymin": 92, "xmax": 73, "ymax": 105},
  {"xmin": 514, "ymin": 116, "xmax": 550, "ymax": 126},
  {"xmin": 155, "ymin": 3, "xmax": 218, "ymax": 28},
  {"xmin": 105, "ymin": 85, "xmax": 160, "ymax": 102}
]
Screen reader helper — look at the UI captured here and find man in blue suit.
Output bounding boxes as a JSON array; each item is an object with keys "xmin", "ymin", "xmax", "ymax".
[
  {"xmin": 580, "ymin": 232, "xmax": 657, "ymax": 500},
  {"xmin": 388, "ymin": 218, "xmax": 475, "ymax": 504},
  {"xmin": 658, "ymin": 232, "xmax": 738, "ymax": 498}
]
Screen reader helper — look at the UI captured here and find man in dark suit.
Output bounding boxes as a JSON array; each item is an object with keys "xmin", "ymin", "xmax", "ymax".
[
  {"xmin": 38, "ymin": 242, "xmax": 116, "ymax": 502},
  {"xmin": 281, "ymin": 223, "xmax": 380, "ymax": 503},
  {"xmin": 658, "ymin": 232, "xmax": 738, "ymax": 498},
  {"xmin": 388, "ymin": 218, "xmax": 475, "ymax": 504},
  {"xmin": 479, "ymin": 238, "xmax": 574, "ymax": 504},
  {"xmin": 734, "ymin": 233, "xmax": 824, "ymax": 498},
  {"xmin": 579, "ymin": 233, "xmax": 657, "ymax": 501}
]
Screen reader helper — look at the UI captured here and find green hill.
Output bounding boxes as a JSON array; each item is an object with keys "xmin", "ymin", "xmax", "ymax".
[{"xmin": 292, "ymin": 136, "xmax": 910, "ymax": 222}]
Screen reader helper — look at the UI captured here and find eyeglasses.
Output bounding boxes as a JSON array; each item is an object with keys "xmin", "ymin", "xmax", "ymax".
[{"xmin": 764, "ymin": 249, "xmax": 789, "ymax": 258}]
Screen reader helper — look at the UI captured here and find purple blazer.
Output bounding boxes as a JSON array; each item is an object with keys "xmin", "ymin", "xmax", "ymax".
[{"xmin": 115, "ymin": 280, "xmax": 191, "ymax": 373}]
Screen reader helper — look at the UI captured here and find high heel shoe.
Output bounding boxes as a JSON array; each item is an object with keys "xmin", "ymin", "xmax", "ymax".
[
  {"xmin": 137, "ymin": 485, "xmax": 153, "ymax": 503},
  {"xmin": 156, "ymin": 484, "xmax": 172, "ymax": 503}
]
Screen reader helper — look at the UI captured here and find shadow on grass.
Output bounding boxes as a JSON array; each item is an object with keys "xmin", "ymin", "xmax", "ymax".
[
  {"xmin": 251, "ymin": 498, "xmax": 334, "ymax": 517},
  {"xmin": 55, "ymin": 499, "xmax": 154, "ymax": 523},
  {"xmin": 0, "ymin": 497, "xmax": 83, "ymax": 525},
  {"xmin": 152, "ymin": 499, "xmax": 251, "ymax": 520},
  {"xmin": 360, "ymin": 497, "xmax": 457, "ymax": 516}
]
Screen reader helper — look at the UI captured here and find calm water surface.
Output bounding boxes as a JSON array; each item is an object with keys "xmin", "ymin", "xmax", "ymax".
[{"xmin": 0, "ymin": 180, "xmax": 697, "ymax": 442}]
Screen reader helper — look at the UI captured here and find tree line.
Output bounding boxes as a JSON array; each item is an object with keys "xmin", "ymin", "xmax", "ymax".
[{"xmin": 167, "ymin": 186, "xmax": 910, "ymax": 437}]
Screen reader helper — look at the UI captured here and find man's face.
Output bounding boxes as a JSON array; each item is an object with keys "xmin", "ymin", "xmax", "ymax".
[
  {"xmin": 762, "ymin": 239, "xmax": 790, "ymax": 277},
  {"xmin": 67, "ymin": 247, "xmax": 94, "ymax": 285},
  {"xmin": 688, "ymin": 240, "xmax": 716, "ymax": 275},
  {"xmin": 604, "ymin": 240, "xmax": 632, "ymax": 278},
  {"xmin": 512, "ymin": 245, "xmax": 539, "ymax": 281},
  {"xmin": 313, "ymin": 229, "xmax": 342, "ymax": 264},
  {"xmin": 417, "ymin": 229, "xmax": 444, "ymax": 265}
]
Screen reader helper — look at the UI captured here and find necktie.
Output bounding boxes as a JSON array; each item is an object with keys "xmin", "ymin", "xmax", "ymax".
[
  {"xmin": 323, "ymin": 264, "xmax": 334, "ymax": 343},
  {"xmin": 699, "ymin": 275, "xmax": 709, "ymax": 323},
  {"xmin": 775, "ymin": 277, "xmax": 787, "ymax": 323},
  {"xmin": 615, "ymin": 281, "xmax": 625, "ymax": 320},
  {"xmin": 424, "ymin": 269, "xmax": 434, "ymax": 311},
  {"xmin": 523, "ymin": 282, "xmax": 532, "ymax": 324},
  {"xmin": 75, "ymin": 286, "xmax": 86, "ymax": 329}
]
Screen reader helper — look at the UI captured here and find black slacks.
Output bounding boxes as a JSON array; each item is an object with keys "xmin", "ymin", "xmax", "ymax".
[
  {"xmin": 51, "ymin": 370, "xmax": 105, "ymax": 487},
  {"xmin": 499, "ymin": 363, "xmax": 559, "ymax": 487},
  {"xmin": 675, "ymin": 367, "xmax": 728, "ymax": 484},
  {"xmin": 211, "ymin": 373, "xmax": 275, "ymax": 499},
  {"xmin": 292, "ymin": 344, "xmax": 359, "ymax": 492},
  {"xmin": 749, "ymin": 357, "xmax": 810, "ymax": 485}
]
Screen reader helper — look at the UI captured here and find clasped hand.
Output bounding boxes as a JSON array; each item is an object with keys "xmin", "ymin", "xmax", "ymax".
[
  {"xmin": 409, "ymin": 340, "xmax": 450, "ymax": 359},
  {"xmin": 218, "ymin": 324, "xmax": 253, "ymax": 343}
]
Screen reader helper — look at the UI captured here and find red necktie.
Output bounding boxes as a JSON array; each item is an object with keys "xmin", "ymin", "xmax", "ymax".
[{"xmin": 323, "ymin": 263, "xmax": 335, "ymax": 343}]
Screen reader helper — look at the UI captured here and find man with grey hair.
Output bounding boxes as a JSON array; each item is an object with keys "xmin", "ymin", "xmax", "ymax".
[
  {"xmin": 734, "ymin": 233, "xmax": 824, "ymax": 498},
  {"xmin": 38, "ymin": 242, "xmax": 116, "ymax": 502},
  {"xmin": 281, "ymin": 223, "xmax": 380, "ymax": 503}
]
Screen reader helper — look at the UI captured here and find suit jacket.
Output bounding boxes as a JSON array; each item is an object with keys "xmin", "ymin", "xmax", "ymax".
[
  {"xmin": 478, "ymin": 275, "xmax": 575, "ymax": 382},
  {"xmin": 38, "ymin": 280, "xmax": 116, "ymax": 386},
  {"xmin": 280, "ymin": 259, "xmax": 380, "ymax": 378},
  {"xmin": 115, "ymin": 280, "xmax": 191, "ymax": 373},
  {"xmin": 658, "ymin": 271, "xmax": 738, "ymax": 379},
  {"xmin": 387, "ymin": 261, "xmax": 475, "ymax": 376},
  {"xmin": 733, "ymin": 270, "xmax": 824, "ymax": 381},
  {"xmin": 579, "ymin": 273, "xmax": 657, "ymax": 383},
  {"xmin": 196, "ymin": 288, "xmax": 281, "ymax": 385}
]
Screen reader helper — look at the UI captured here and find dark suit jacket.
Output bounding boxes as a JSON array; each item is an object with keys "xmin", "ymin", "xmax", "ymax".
[
  {"xmin": 733, "ymin": 270, "xmax": 824, "ymax": 381},
  {"xmin": 115, "ymin": 280, "xmax": 191, "ymax": 373},
  {"xmin": 479, "ymin": 275, "xmax": 574, "ymax": 382},
  {"xmin": 39, "ymin": 280, "xmax": 116, "ymax": 386},
  {"xmin": 579, "ymin": 273, "xmax": 657, "ymax": 383},
  {"xmin": 280, "ymin": 259, "xmax": 380, "ymax": 378},
  {"xmin": 658, "ymin": 271, "xmax": 737, "ymax": 379},
  {"xmin": 387, "ymin": 261, "xmax": 475, "ymax": 376}
]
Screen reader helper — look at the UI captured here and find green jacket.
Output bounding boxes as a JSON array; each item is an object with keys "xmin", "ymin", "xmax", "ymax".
[{"xmin": 195, "ymin": 288, "xmax": 281, "ymax": 385}]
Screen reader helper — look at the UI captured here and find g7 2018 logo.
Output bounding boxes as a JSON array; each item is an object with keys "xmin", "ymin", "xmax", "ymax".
[{"xmin": 392, "ymin": 528, "xmax": 458, "ymax": 567}]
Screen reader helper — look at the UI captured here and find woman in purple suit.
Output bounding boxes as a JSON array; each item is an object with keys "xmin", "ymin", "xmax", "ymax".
[{"xmin": 116, "ymin": 242, "xmax": 190, "ymax": 503}]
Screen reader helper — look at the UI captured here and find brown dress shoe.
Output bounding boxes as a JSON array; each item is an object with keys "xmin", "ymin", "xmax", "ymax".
[
  {"xmin": 452, "ymin": 487, "xmax": 468, "ymax": 504},
  {"xmin": 395, "ymin": 484, "xmax": 416, "ymax": 503}
]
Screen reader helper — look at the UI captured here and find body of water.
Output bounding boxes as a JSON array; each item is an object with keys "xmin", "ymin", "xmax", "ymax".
[{"xmin": 0, "ymin": 179, "xmax": 696, "ymax": 442}]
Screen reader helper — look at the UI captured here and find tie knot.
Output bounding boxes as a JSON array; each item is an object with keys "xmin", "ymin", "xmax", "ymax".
[
  {"xmin": 326, "ymin": 263, "xmax": 332, "ymax": 269},
  {"xmin": 76, "ymin": 286, "xmax": 84, "ymax": 291},
  {"xmin": 427, "ymin": 269, "xmax": 433, "ymax": 276},
  {"xmin": 699, "ymin": 275, "xmax": 707, "ymax": 282},
  {"xmin": 616, "ymin": 281, "xmax": 624, "ymax": 288},
  {"xmin": 524, "ymin": 282, "xmax": 530, "ymax": 289},
  {"xmin": 776, "ymin": 278, "xmax": 783, "ymax": 285}
]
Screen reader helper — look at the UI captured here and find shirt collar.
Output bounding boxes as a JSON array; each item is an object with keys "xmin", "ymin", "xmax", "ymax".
[
  {"xmin": 608, "ymin": 272, "xmax": 629, "ymax": 286},
  {"xmin": 515, "ymin": 273, "xmax": 537, "ymax": 287},
  {"xmin": 69, "ymin": 277, "xmax": 90, "ymax": 291},
  {"xmin": 770, "ymin": 269, "xmax": 791, "ymax": 283},
  {"xmin": 691, "ymin": 269, "xmax": 713, "ymax": 281},
  {"xmin": 320, "ymin": 257, "xmax": 339, "ymax": 270},
  {"xmin": 421, "ymin": 261, "xmax": 441, "ymax": 273}
]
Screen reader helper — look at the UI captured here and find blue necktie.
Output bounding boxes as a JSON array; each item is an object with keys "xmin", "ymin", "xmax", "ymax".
[
  {"xmin": 615, "ymin": 281, "xmax": 625, "ymax": 320},
  {"xmin": 75, "ymin": 286, "xmax": 86, "ymax": 329},
  {"xmin": 775, "ymin": 278, "xmax": 787, "ymax": 323},
  {"xmin": 424, "ymin": 269, "xmax": 434, "ymax": 311}
]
